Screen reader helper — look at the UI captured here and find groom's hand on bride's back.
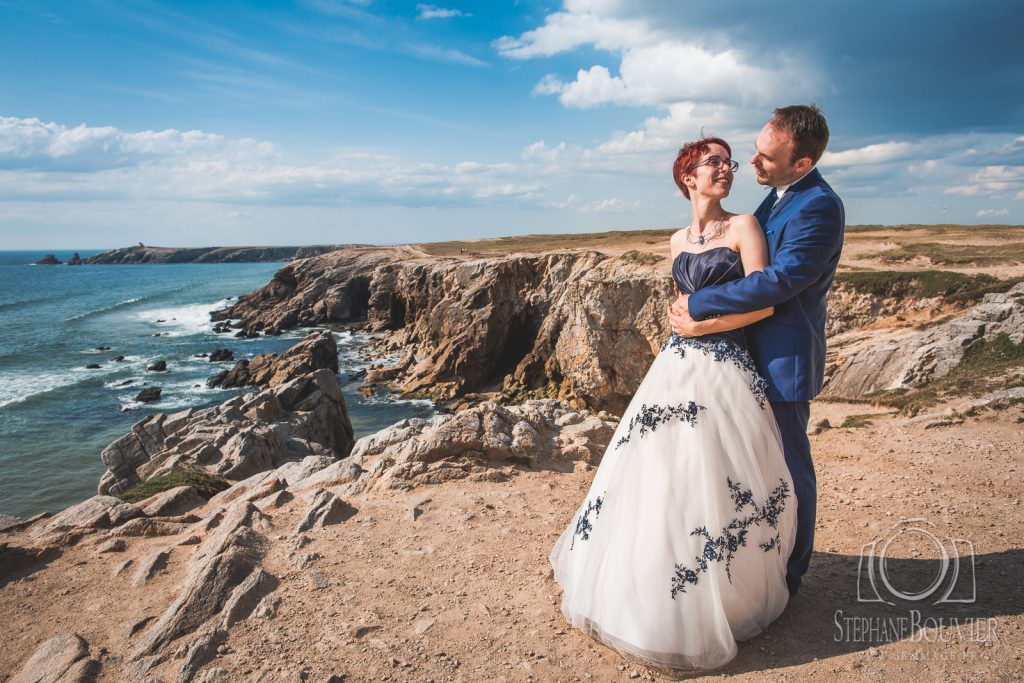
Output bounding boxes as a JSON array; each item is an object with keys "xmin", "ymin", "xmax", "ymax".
[{"xmin": 668, "ymin": 294, "xmax": 700, "ymax": 337}]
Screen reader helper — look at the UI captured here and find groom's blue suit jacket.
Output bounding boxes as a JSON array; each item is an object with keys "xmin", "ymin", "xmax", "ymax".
[{"xmin": 687, "ymin": 168, "xmax": 845, "ymax": 402}]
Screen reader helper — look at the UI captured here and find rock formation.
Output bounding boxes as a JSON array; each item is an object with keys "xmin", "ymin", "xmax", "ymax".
[
  {"xmin": 213, "ymin": 248, "xmax": 674, "ymax": 414},
  {"xmin": 99, "ymin": 331, "xmax": 354, "ymax": 497},
  {"xmin": 206, "ymin": 330, "xmax": 338, "ymax": 390},
  {"xmin": 2, "ymin": 394, "xmax": 609, "ymax": 681},
  {"xmin": 824, "ymin": 282, "xmax": 1024, "ymax": 397},
  {"xmin": 349, "ymin": 399, "xmax": 616, "ymax": 491}
]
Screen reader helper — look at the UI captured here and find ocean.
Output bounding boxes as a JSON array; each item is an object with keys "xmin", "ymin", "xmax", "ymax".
[{"xmin": 0, "ymin": 250, "xmax": 434, "ymax": 518}]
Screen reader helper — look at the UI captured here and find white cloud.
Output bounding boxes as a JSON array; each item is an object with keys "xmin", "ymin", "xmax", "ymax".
[
  {"xmin": 496, "ymin": 5, "xmax": 822, "ymax": 109},
  {"xmin": 579, "ymin": 197, "xmax": 640, "ymax": 213},
  {"xmin": 416, "ymin": 4, "xmax": 470, "ymax": 20},
  {"xmin": 494, "ymin": 10, "xmax": 657, "ymax": 59},
  {"xmin": 945, "ymin": 165, "xmax": 1024, "ymax": 198},
  {"xmin": 407, "ymin": 43, "xmax": 487, "ymax": 67},
  {"xmin": 550, "ymin": 193, "xmax": 639, "ymax": 213},
  {"xmin": 820, "ymin": 141, "xmax": 918, "ymax": 167},
  {"xmin": 976, "ymin": 208, "xmax": 1009, "ymax": 217},
  {"xmin": 0, "ymin": 116, "xmax": 537, "ymax": 207},
  {"xmin": 521, "ymin": 140, "xmax": 567, "ymax": 163},
  {"xmin": 0, "ymin": 116, "xmax": 275, "ymax": 172}
]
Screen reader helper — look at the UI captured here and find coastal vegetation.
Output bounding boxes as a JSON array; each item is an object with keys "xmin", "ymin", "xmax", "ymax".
[
  {"xmin": 862, "ymin": 333, "xmax": 1024, "ymax": 416},
  {"xmin": 833, "ymin": 269, "xmax": 1023, "ymax": 305},
  {"xmin": 119, "ymin": 468, "xmax": 231, "ymax": 504}
]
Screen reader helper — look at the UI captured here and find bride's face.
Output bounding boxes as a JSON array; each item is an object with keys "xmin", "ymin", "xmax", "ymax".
[{"xmin": 687, "ymin": 143, "xmax": 734, "ymax": 200}]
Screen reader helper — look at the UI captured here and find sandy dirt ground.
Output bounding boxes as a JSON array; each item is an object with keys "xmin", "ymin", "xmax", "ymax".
[{"xmin": 2, "ymin": 398, "xmax": 1022, "ymax": 682}]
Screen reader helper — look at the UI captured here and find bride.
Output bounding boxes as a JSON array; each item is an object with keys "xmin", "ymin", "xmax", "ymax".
[{"xmin": 548, "ymin": 136, "xmax": 797, "ymax": 671}]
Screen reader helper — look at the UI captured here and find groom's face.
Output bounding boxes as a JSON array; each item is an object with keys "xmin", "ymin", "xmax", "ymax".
[{"xmin": 750, "ymin": 124, "xmax": 798, "ymax": 188}]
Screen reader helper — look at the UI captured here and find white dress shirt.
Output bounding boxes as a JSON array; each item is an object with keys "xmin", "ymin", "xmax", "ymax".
[{"xmin": 774, "ymin": 166, "xmax": 815, "ymax": 201}]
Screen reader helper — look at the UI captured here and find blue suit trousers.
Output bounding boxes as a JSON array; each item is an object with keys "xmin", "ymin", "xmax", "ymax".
[{"xmin": 770, "ymin": 400, "xmax": 814, "ymax": 595}]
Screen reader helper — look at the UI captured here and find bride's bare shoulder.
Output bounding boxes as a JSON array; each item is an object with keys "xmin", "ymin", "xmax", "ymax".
[{"xmin": 729, "ymin": 213, "xmax": 762, "ymax": 232}]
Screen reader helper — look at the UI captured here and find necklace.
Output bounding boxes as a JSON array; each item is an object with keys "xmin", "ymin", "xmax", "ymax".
[{"xmin": 685, "ymin": 216, "xmax": 728, "ymax": 246}]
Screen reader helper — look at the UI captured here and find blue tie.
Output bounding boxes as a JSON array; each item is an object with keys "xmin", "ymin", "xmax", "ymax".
[{"xmin": 766, "ymin": 188, "xmax": 779, "ymax": 210}]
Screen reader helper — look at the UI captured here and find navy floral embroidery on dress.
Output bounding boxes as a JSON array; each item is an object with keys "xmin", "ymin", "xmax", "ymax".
[
  {"xmin": 662, "ymin": 334, "xmax": 769, "ymax": 409},
  {"xmin": 615, "ymin": 401, "xmax": 705, "ymax": 448},
  {"xmin": 570, "ymin": 493, "xmax": 605, "ymax": 550},
  {"xmin": 670, "ymin": 476, "xmax": 791, "ymax": 599}
]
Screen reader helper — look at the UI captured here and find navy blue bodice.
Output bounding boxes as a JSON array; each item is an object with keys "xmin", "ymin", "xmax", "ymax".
[{"xmin": 672, "ymin": 247, "xmax": 747, "ymax": 348}]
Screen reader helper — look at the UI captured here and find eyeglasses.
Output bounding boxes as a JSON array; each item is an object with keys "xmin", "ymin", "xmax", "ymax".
[{"xmin": 689, "ymin": 156, "xmax": 739, "ymax": 173}]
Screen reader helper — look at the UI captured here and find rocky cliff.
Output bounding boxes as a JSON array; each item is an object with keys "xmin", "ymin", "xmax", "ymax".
[
  {"xmin": 212, "ymin": 244, "xmax": 1024, "ymax": 414},
  {"xmin": 213, "ymin": 247, "xmax": 675, "ymax": 414}
]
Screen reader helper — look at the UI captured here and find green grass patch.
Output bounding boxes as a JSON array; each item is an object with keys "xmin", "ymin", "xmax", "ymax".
[
  {"xmin": 839, "ymin": 413, "xmax": 888, "ymax": 428},
  {"xmin": 501, "ymin": 377, "xmax": 575, "ymax": 404},
  {"xmin": 862, "ymin": 334, "xmax": 1024, "ymax": 416},
  {"xmin": 833, "ymin": 270, "xmax": 1022, "ymax": 305},
  {"xmin": 619, "ymin": 250, "xmax": 665, "ymax": 266},
  {"xmin": 119, "ymin": 467, "xmax": 232, "ymax": 504},
  {"xmin": 845, "ymin": 224, "xmax": 1024, "ymax": 240},
  {"xmin": 418, "ymin": 228, "xmax": 676, "ymax": 256},
  {"xmin": 877, "ymin": 242, "xmax": 1024, "ymax": 266}
]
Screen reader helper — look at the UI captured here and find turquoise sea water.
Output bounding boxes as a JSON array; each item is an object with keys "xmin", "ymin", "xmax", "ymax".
[{"xmin": 0, "ymin": 250, "xmax": 433, "ymax": 518}]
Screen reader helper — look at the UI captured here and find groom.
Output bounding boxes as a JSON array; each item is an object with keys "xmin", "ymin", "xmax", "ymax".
[{"xmin": 668, "ymin": 104, "xmax": 845, "ymax": 597}]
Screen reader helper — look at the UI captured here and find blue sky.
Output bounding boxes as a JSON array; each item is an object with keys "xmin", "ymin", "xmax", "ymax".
[{"xmin": 1, "ymin": 0, "xmax": 1022, "ymax": 248}]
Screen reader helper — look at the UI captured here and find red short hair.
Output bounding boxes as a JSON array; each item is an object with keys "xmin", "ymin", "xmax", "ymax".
[{"xmin": 673, "ymin": 136, "xmax": 732, "ymax": 199}]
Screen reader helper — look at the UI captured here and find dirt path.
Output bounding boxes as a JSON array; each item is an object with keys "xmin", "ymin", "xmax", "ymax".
[{"xmin": 2, "ymin": 400, "xmax": 1021, "ymax": 682}]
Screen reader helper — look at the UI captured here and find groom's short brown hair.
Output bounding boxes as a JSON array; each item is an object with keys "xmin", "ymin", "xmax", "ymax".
[{"xmin": 770, "ymin": 105, "xmax": 829, "ymax": 165}]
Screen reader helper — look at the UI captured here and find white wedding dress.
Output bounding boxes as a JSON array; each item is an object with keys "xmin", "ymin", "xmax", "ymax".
[{"xmin": 549, "ymin": 247, "xmax": 797, "ymax": 670}]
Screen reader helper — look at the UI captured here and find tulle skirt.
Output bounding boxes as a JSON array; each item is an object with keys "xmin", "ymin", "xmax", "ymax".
[{"xmin": 550, "ymin": 333, "xmax": 797, "ymax": 670}]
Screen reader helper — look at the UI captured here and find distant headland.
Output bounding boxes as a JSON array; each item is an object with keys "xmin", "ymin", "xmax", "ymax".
[{"xmin": 82, "ymin": 244, "xmax": 361, "ymax": 264}]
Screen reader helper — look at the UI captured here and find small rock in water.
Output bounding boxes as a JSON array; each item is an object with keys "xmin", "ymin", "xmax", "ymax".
[
  {"xmin": 85, "ymin": 363, "xmax": 102, "ymax": 369},
  {"xmin": 147, "ymin": 360, "xmax": 167, "ymax": 372},
  {"xmin": 95, "ymin": 345, "xmax": 111, "ymax": 351},
  {"xmin": 113, "ymin": 355, "xmax": 125, "ymax": 362},
  {"xmin": 136, "ymin": 386, "xmax": 162, "ymax": 403},
  {"xmin": 209, "ymin": 348, "xmax": 234, "ymax": 362}
]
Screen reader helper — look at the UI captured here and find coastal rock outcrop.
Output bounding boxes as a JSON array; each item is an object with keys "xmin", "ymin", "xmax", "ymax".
[
  {"xmin": 206, "ymin": 329, "xmax": 338, "ymax": 389},
  {"xmin": 210, "ymin": 248, "xmax": 395, "ymax": 333},
  {"xmin": 214, "ymin": 248, "xmax": 673, "ymax": 413},
  {"xmin": 99, "ymin": 331, "xmax": 354, "ymax": 497},
  {"xmin": 824, "ymin": 282, "xmax": 1024, "ymax": 397},
  {"xmin": 349, "ymin": 399, "xmax": 616, "ymax": 491},
  {"xmin": 99, "ymin": 367, "xmax": 354, "ymax": 496}
]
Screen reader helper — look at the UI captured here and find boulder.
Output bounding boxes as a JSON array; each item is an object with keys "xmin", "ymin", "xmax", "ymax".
[
  {"xmin": 352, "ymin": 399, "xmax": 614, "ymax": 490},
  {"xmin": 135, "ymin": 387, "xmax": 162, "ymax": 404},
  {"xmin": 295, "ymin": 489, "xmax": 357, "ymax": 533},
  {"xmin": 10, "ymin": 632, "xmax": 98, "ymax": 683},
  {"xmin": 207, "ymin": 330, "xmax": 338, "ymax": 390},
  {"xmin": 147, "ymin": 360, "xmax": 167, "ymax": 372},
  {"xmin": 209, "ymin": 348, "xmax": 234, "ymax": 362},
  {"xmin": 32, "ymin": 496, "xmax": 143, "ymax": 544},
  {"xmin": 138, "ymin": 486, "xmax": 205, "ymax": 517}
]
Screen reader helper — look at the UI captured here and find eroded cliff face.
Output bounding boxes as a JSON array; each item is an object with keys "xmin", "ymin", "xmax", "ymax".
[
  {"xmin": 211, "ymin": 245, "xmax": 1022, "ymax": 413},
  {"xmin": 214, "ymin": 247, "xmax": 676, "ymax": 414}
]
